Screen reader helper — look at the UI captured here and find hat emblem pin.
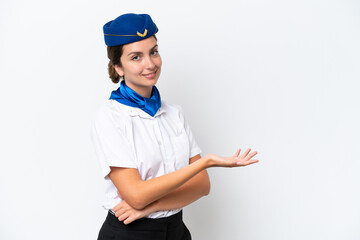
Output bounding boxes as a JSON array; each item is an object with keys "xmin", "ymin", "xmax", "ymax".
[{"xmin": 137, "ymin": 29, "xmax": 148, "ymax": 37}]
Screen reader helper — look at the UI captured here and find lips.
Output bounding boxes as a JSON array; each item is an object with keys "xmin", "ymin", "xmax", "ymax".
[{"xmin": 142, "ymin": 70, "xmax": 157, "ymax": 79}]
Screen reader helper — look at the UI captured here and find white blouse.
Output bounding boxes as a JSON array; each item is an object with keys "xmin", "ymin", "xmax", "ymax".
[{"xmin": 91, "ymin": 99, "xmax": 202, "ymax": 218}]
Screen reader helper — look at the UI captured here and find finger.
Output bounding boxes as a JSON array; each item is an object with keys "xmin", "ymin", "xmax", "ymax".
[
  {"xmin": 118, "ymin": 212, "xmax": 130, "ymax": 222},
  {"xmin": 247, "ymin": 159, "xmax": 260, "ymax": 165},
  {"xmin": 241, "ymin": 159, "xmax": 259, "ymax": 166},
  {"xmin": 233, "ymin": 148, "xmax": 241, "ymax": 158},
  {"xmin": 230, "ymin": 158, "xmax": 243, "ymax": 167},
  {"xmin": 244, "ymin": 151, "xmax": 258, "ymax": 161},
  {"xmin": 236, "ymin": 161, "xmax": 243, "ymax": 166},
  {"xmin": 115, "ymin": 208, "xmax": 126, "ymax": 217},
  {"xmin": 123, "ymin": 216, "xmax": 134, "ymax": 225},
  {"xmin": 118, "ymin": 213, "xmax": 128, "ymax": 222},
  {"xmin": 113, "ymin": 202, "xmax": 122, "ymax": 212},
  {"xmin": 239, "ymin": 148, "xmax": 251, "ymax": 159}
]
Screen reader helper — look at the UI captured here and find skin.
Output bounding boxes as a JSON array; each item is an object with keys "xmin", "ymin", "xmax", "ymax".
[
  {"xmin": 113, "ymin": 153, "xmax": 210, "ymax": 224},
  {"xmin": 110, "ymin": 36, "xmax": 259, "ymax": 224},
  {"xmin": 112, "ymin": 149, "xmax": 258, "ymax": 224},
  {"xmin": 114, "ymin": 36, "xmax": 161, "ymax": 98}
]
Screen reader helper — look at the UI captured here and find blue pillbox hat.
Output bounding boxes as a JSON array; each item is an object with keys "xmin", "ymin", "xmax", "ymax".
[{"xmin": 103, "ymin": 13, "xmax": 158, "ymax": 46}]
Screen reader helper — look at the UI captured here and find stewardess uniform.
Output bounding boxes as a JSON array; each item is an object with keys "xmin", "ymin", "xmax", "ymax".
[{"xmin": 91, "ymin": 13, "xmax": 201, "ymax": 240}]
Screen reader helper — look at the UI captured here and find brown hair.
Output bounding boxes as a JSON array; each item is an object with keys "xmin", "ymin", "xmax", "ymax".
[
  {"xmin": 107, "ymin": 45, "xmax": 124, "ymax": 84},
  {"xmin": 106, "ymin": 35, "xmax": 158, "ymax": 84}
]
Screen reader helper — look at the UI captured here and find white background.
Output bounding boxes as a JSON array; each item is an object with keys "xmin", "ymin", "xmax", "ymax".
[{"xmin": 1, "ymin": 0, "xmax": 359, "ymax": 239}]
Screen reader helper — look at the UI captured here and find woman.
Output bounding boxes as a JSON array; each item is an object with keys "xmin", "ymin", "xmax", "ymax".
[{"xmin": 91, "ymin": 13, "xmax": 259, "ymax": 240}]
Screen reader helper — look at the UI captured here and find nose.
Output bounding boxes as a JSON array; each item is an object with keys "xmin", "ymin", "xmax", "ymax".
[{"xmin": 144, "ymin": 56, "xmax": 155, "ymax": 70}]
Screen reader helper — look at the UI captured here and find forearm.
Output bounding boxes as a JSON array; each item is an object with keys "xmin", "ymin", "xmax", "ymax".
[
  {"xmin": 113, "ymin": 149, "xmax": 259, "ymax": 225},
  {"xmin": 149, "ymin": 169, "xmax": 210, "ymax": 212},
  {"xmin": 137, "ymin": 157, "xmax": 209, "ymax": 208},
  {"xmin": 111, "ymin": 149, "xmax": 258, "ymax": 211},
  {"xmin": 110, "ymin": 156, "xmax": 211, "ymax": 210}
]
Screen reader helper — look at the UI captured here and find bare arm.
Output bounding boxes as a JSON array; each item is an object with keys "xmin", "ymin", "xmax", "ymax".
[
  {"xmin": 109, "ymin": 155, "xmax": 208, "ymax": 210},
  {"xmin": 114, "ymin": 154, "xmax": 209, "ymax": 215},
  {"xmin": 146, "ymin": 154, "xmax": 210, "ymax": 211},
  {"xmin": 113, "ymin": 154, "xmax": 210, "ymax": 224},
  {"xmin": 109, "ymin": 148, "xmax": 258, "ymax": 210}
]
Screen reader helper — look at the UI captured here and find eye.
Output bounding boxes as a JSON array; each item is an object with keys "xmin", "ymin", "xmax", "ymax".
[
  {"xmin": 131, "ymin": 55, "xmax": 140, "ymax": 61},
  {"xmin": 151, "ymin": 50, "xmax": 159, "ymax": 56}
]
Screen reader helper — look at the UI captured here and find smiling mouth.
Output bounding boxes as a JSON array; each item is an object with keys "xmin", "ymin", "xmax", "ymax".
[{"xmin": 142, "ymin": 70, "xmax": 157, "ymax": 78}]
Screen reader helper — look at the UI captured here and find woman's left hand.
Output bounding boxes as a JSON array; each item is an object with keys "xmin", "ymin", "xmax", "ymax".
[{"xmin": 113, "ymin": 191, "xmax": 151, "ymax": 224}]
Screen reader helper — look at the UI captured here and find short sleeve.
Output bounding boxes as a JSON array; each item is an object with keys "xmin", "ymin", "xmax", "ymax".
[
  {"xmin": 177, "ymin": 105, "xmax": 202, "ymax": 158},
  {"xmin": 91, "ymin": 108, "xmax": 137, "ymax": 178}
]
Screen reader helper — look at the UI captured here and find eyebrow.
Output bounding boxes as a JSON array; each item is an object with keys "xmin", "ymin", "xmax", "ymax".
[{"xmin": 127, "ymin": 44, "xmax": 158, "ymax": 56}]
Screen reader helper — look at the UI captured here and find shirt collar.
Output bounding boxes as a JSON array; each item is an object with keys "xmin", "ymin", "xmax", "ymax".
[{"xmin": 127, "ymin": 104, "xmax": 166, "ymax": 119}]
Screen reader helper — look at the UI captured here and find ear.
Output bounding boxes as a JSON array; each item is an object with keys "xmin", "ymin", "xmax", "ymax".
[{"xmin": 114, "ymin": 65, "xmax": 124, "ymax": 77}]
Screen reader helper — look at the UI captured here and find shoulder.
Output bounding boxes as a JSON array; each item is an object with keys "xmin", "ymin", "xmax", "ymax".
[
  {"xmin": 161, "ymin": 100, "xmax": 186, "ymax": 121},
  {"xmin": 161, "ymin": 100, "xmax": 184, "ymax": 114},
  {"xmin": 92, "ymin": 100, "xmax": 132, "ymax": 130},
  {"xmin": 161, "ymin": 100, "xmax": 185, "ymax": 118}
]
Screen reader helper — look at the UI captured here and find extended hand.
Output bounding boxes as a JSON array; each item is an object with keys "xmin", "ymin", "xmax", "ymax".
[{"xmin": 206, "ymin": 148, "xmax": 259, "ymax": 167}]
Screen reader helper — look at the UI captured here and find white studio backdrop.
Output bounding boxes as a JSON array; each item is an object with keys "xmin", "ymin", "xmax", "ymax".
[{"xmin": 0, "ymin": 0, "xmax": 359, "ymax": 239}]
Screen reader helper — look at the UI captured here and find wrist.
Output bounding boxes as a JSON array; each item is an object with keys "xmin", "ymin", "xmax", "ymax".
[
  {"xmin": 147, "ymin": 199, "xmax": 160, "ymax": 213},
  {"xmin": 201, "ymin": 155, "xmax": 214, "ymax": 168}
]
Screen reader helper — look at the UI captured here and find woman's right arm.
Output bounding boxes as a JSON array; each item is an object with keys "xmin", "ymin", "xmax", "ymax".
[{"xmin": 108, "ymin": 148, "xmax": 258, "ymax": 210}]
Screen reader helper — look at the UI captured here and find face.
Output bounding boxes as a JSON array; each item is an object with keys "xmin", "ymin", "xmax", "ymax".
[{"xmin": 115, "ymin": 36, "xmax": 162, "ymax": 98}]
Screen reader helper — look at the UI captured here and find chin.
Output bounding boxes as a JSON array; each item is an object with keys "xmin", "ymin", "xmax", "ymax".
[{"xmin": 144, "ymin": 78, "xmax": 159, "ymax": 85}]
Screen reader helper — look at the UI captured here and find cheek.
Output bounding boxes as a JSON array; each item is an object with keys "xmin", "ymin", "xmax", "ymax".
[
  {"xmin": 155, "ymin": 57, "xmax": 162, "ymax": 67},
  {"xmin": 123, "ymin": 64, "xmax": 142, "ymax": 76}
]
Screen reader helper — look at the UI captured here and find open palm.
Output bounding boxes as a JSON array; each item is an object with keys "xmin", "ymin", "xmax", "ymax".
[{"xmin": 206, "ymin": 148, "xmax": 259, "ymax": 167}]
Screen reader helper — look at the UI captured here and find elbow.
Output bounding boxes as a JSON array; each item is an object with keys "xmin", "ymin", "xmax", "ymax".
[
  {"xmin": 126, "ymin": 192, "xmax": 149, "ymax": 210},
  {"xmin": 198, "ymin": 171, "xmax": 211, "ymax": 196},
  {"xmin": 204, "ymin": 183, "xmax": 211, "ymax": 196},
  {"xmin": 202, "ymin": 178, "xmax": 211, "ymax": 196},
  {"xmin": 130, "ymin": 201, "xmax": 147, "ymax": 210}
]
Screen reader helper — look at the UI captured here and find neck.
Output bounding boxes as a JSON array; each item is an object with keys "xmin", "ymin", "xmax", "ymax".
[{"xmin": 124, "ymin": 81, "xmax": 153, "ymax": 98}]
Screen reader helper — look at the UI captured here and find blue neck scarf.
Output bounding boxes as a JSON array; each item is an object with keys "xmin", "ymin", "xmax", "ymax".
[{"xmin": 109, "ymin": 80, "xmax": 161, "ymax": 117}]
